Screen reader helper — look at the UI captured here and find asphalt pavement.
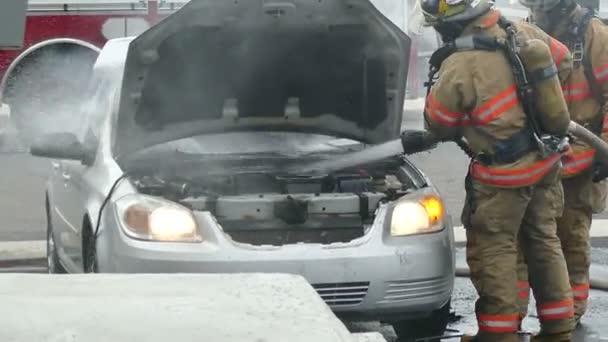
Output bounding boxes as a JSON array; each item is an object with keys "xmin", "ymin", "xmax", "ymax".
[{"xmin": 0, "ymin": 152, "xmax": 49, "ymax": 241}]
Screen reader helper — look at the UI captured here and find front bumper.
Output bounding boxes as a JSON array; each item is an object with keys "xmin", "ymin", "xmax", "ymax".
[{"xmin": 97, "ymin": 205, "xmax": 455, "ymax": 321}]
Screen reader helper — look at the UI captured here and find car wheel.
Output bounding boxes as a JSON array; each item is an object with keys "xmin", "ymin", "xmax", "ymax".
[
  {"xmin": 392, "ymin": 300, "xmax": 451, "ymax": 342},
  {"xmin": 82, "ymin": 224, "xmax": 99, "ymax": 273},
  {"xmin": 46, "ymin": 198, "xmax": 66, "ymax": 274}
]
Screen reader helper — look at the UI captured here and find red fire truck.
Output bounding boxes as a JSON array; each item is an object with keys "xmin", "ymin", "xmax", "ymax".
[{"xmin": 0, "ymin": 0, "xmax": 186, "ymax": 144}]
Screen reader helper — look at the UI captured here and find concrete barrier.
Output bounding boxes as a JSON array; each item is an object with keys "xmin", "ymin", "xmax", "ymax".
[{"xmin": 0, "ymin": 273, "xmax": 387, "ymax": 342}]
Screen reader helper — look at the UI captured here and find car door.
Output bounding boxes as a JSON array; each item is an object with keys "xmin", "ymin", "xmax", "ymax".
[
  {"xmin": 58, "ymin": 77, "xmax": 110, "ymax": 270},
  {"xmin": 47, "ymin": 156, "xmax": 72, "ymax": 263}
]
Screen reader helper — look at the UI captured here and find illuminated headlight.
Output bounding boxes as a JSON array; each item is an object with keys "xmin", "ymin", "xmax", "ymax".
[
  {"xmin": 390, "ymin": 196, "xmax": 445, "ymax": 236},
  {"xmin": 114, "ymin": 194, "xmax": 202, "ymax": 242}
]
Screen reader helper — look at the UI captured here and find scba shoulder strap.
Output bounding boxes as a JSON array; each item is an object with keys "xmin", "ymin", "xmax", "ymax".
[
  {"xmin": 571, "ymin": 7, "xmax": 607, "ymax": 106},
  {"xmin": 425, "ymin": 34, "xmax": 501, "ymax": 96}
]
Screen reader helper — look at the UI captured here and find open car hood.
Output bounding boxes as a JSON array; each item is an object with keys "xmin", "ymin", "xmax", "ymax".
[{"xmin": 113, "ymin": 0, "xmax": 411, "ymax": 162}]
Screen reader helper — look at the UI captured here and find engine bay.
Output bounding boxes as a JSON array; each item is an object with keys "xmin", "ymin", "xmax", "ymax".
[{"xmin": 131, "ymin": 157, "xmax": 416, "ymax": 246}]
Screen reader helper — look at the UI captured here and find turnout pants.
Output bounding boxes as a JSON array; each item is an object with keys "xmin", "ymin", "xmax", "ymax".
[
  {"xmin": 517, "ymin": 170, "xmax": 605, "ymax": 323},
  {"xmin": 462, "ymin": 168, "xmax": 575, "ymax": 341}
]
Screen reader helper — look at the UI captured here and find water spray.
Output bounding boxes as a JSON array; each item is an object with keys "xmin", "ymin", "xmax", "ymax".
[{"xmin": 288, "ymin": 122, "xmax": 608, "ymax": 176}]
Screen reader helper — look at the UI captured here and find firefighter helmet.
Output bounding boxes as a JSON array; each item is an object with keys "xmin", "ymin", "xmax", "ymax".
[
  {"xmin": 518, "ymin": 0, "xmax": 562, "ymax": 12},
  {"xmin": 419, "ymin": 0, "xmax": 494, "ymax": 26},
  {"xmin": 518, "ymin": 0, "xmax": 576, "ymax": 31}
]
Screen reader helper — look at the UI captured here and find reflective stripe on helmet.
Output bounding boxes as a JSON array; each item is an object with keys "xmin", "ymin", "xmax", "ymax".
[{"xmin": 419, "ymin": 0, "xmax": 493, "ymax": 24}]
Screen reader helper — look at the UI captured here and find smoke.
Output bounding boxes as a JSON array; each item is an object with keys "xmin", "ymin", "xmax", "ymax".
[
  {"xmin": 287, "ymin": 139, "xmax": 404, "ymax": 175},
  {"xmin": 6, "ymin": 44, "xmax": 98, "ymax": 148},
  {"xmin": 130, "ymin": 4, "xmax": 374, "ymax": 164}
]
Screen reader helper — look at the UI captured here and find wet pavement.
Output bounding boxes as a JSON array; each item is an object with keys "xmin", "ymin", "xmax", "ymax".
[
  {"xmin": 447, "ymin": 277, "xmax": 608, "ymax": 342},
  {"xmin": 349, "ymin": 275, "xmax": 608, "ymax": 342}
]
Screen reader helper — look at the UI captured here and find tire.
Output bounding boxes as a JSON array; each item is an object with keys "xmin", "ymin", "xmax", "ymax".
[
  {"xmin": 46, "ymin": 197, "xmax": 66, "ymax": 274},
  {"xmin": 392, "ymin": 301, "xmax": 452, "ymax": 342},
  {"xmin": 82, "ymin": 224, "xmax": 99, "ymax": 273}
]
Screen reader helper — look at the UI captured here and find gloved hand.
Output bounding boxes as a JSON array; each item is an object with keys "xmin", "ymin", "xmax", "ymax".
[
  {"xmin": 593, "ymin": 162, "xmax": 608, "ymax": 183},
  {"xmin": 400, "ymin": 129, "xmax": 438, "ymax": 155}
]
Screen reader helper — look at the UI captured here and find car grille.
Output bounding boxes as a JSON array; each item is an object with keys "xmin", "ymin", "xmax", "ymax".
[
  {"xmin": 312, "ymin": 282, "xmax": 370, "ymax": 307},
  {"xmin": 378, "ymin": 277, "xmax": 451, "ymax": 304},
  {"xmin": 226, "ymin": 228, "xmax": 364, "ymax": 246}
]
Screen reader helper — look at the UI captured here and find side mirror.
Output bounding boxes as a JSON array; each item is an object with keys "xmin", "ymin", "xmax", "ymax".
[{"xmin": 30, "ymin": 132, "xmax": 92, "ymax": 164}]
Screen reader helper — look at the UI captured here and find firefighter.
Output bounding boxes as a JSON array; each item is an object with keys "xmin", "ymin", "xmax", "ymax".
[
  {"xmin": 516, "ymin": 0, "xmax": 608, "ymax": 326},
  {"xmin": 417, "ymin": 0, "xmax": 577, "ymax": 340}
]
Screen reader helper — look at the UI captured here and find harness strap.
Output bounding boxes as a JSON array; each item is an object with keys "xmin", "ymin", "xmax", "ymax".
[
  {"xmin": 477, "ymin": 126, "xmax": 536, "ymax": 165},
  {"xmin": 529, "ymin": 64, "xmax": 559, "ymax": 83},
  {"xmin": 565, "ymin": 7, "xmax": 608, "ymax": 142},
  {"xmin": 571, "ymin": 7, "xmax": 605, "ymax": 105},
  {"xmin": 573, "ymin": 8, "xmax": 604, "ymax": 101}
]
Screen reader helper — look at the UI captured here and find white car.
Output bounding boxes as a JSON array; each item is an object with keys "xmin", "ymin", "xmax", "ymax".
[{"xmin": 31, "ymin": 1, "xmax": 455, "ymax": 340}]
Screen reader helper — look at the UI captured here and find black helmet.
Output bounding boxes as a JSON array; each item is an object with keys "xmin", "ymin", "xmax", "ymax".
[
  {"xmin": 518, "ymin": 0, "xmax": 562, "ymax": 12},
  {"xmin": 419, "ymin": 0, "xmax": 494, "ymax": 26},
  {"xmin": 414, "ymin": 0, "xmax": 493, "ymax": 41},
  {"xmin": 518, "ymin": 0, "xmax": 577, "ymax": 31}
]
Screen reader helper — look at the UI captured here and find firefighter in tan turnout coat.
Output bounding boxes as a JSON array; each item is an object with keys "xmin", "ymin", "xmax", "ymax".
[
  {"xmin": 417, "ymin": 0, "xmax": 577, "ymax": 339},
  {"xmin": 515, "ymin": 0, "xmax": 608, "ymax": 326}
]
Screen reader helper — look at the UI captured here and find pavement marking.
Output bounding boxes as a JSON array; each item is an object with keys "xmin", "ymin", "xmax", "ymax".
[{"xmin": 453, "ymin": 218, "xmax": 608, "ymax": 243}]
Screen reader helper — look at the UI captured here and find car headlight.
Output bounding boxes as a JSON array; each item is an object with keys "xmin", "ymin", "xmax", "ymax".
[
  {"xmin": 390, "ymin": 196, "xmax": 445, "ymax": 236},
  {"xmin": 114, "ymin": 194, "xmax": 202, "ymax": 242}
]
